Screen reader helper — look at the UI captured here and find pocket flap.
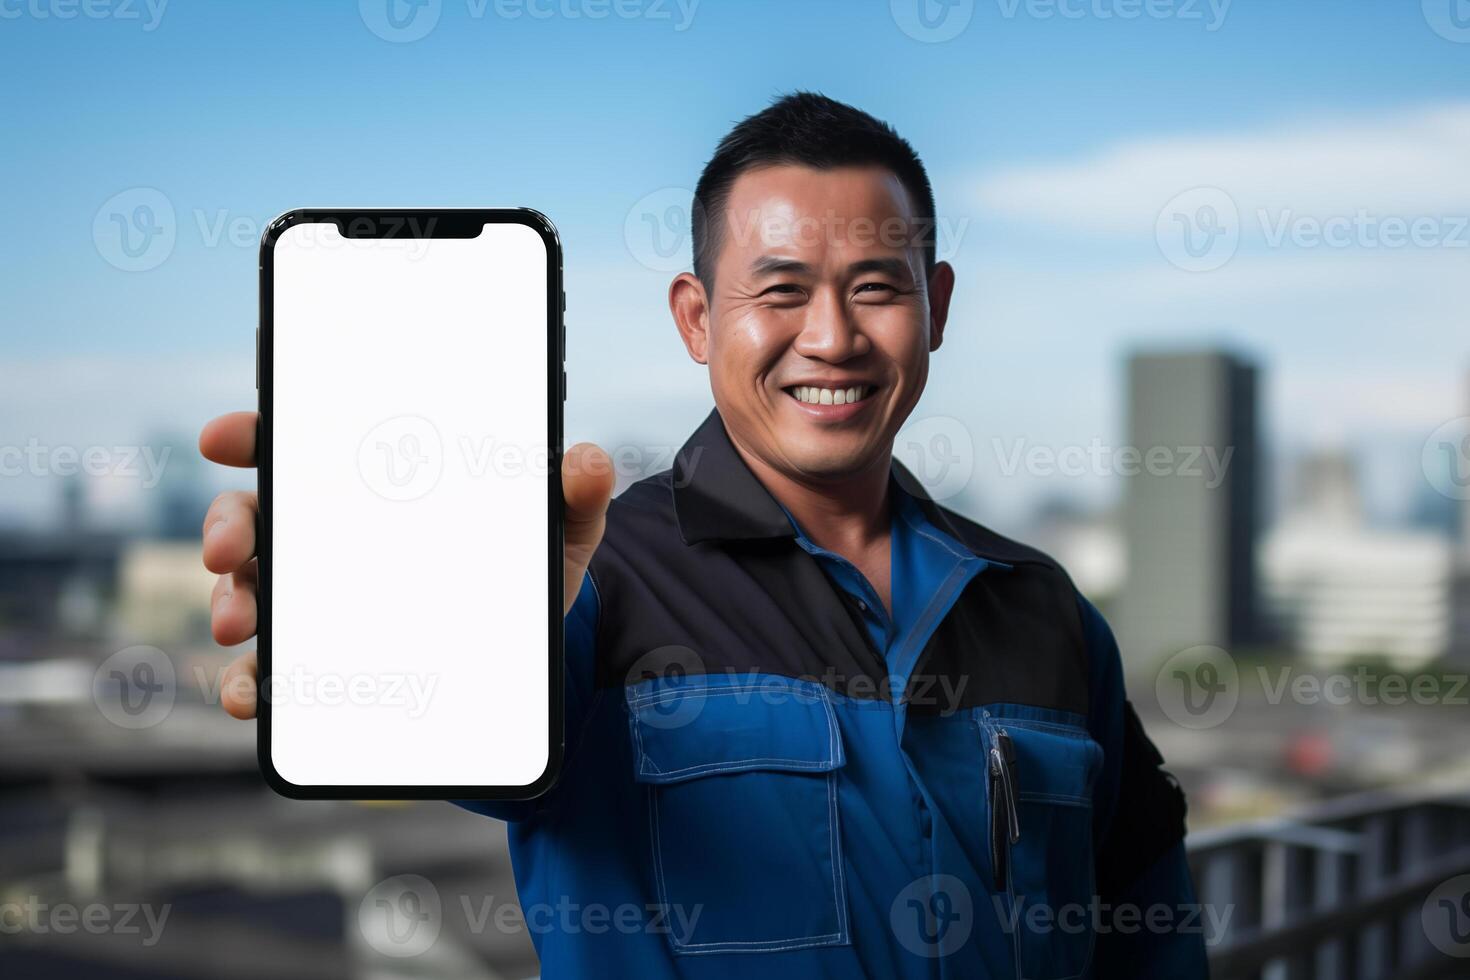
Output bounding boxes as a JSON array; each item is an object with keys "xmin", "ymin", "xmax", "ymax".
[
  {"xmin": 982, "ymin": 710, "xmax": 1102, "ymax": 805},
  {"xmin": 626, "ymin": 675, "xmax": 846, "ymax": 784}
]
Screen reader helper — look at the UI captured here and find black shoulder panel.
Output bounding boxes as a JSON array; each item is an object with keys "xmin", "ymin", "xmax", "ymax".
[
  {"xmin": 589, "ymin": 471, "xmax": 888, "ymax": 696},
  {"xmin": 1096, "ymin": 701, "xmax": 1190, "ymax": 898},
  {"xmin": 590, "ymin": 473, "xmax": 1092, "ymax": 717},
  {"xmin": 907, "ymin": 503, "xmax": 1089, "ymax": 716}
]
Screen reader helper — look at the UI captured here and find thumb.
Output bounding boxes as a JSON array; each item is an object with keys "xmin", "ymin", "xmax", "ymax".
[{"xmin": 562, "ymin": 442, "xmax": 614, "ymax": 614}]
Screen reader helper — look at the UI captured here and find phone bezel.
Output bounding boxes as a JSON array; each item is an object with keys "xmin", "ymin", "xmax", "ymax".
[{"xmin": 257, "ymin": 207, "xmax": 564, "ymax": 800}]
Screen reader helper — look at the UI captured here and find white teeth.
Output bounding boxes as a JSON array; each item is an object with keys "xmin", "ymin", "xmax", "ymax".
[{"xmin": 792, "ymin": 385, "xmax": 871, "ymax": 405}]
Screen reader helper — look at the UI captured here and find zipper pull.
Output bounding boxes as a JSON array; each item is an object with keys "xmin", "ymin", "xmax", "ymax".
[
  {"xmin": 991, "ymin": 727, "xmax": 1021, "ymax": 844},
  {"xmin": 988, "ymin": 755, "xmax": 1007, "ymax": 890},
  {"xmin": 987, "ymin": 724, "xmax": 1022, "ymax": 891}
]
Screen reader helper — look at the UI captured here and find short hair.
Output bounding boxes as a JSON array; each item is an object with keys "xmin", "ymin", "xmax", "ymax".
[{"xmin": 691, "ymin": 92, "xmax": 938, "ymax": 289}]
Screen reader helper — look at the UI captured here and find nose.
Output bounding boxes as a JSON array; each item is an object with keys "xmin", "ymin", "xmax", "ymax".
[{"xmin": 792, "ymin": 286, "xmax": 871, "ymax": 363}]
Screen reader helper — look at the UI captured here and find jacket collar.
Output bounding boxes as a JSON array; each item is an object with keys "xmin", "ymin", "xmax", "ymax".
[{"xmin": 672, "ymin": 409, "xmax": 944, "ymax": 547}]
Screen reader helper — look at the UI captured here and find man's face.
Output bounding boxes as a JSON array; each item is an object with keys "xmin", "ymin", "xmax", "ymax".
[{"xmin": 674, "ymin": 164, "xmax": 952, "ymax": 485}]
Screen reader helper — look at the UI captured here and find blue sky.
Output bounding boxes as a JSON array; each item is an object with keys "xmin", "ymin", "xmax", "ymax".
[{"xmin": 2, "ymin": 0, "xmax": 1468, "ymax": 527}]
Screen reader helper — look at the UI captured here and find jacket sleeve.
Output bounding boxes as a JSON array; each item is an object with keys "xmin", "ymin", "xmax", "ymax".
[
  {"xmin": 452, "ymin": 570, "xmax": 600, "ymax": 823},
  {"xmin": 1080, "ymin": 594, "xmax": 1211, "ymax": 978}
]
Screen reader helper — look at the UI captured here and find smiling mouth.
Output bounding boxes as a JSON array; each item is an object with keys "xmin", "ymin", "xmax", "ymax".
[{"xmin": 784, "ymin": 384, "xmax": 877, "ymax": 406}]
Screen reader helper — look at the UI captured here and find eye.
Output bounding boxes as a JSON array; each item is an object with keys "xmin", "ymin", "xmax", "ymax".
[
  {"xmin": 761, "ymin": 283, "xmax": 805, "ymax": 297},
  {"xmin": 854, "ymin": 282, "xmax": 897, "ymax": 297}
]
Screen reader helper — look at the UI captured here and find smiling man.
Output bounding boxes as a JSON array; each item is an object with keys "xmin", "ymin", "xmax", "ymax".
[{"xmin": 201, "ymin": 93, "xmax": 1209, "ymax": 978}]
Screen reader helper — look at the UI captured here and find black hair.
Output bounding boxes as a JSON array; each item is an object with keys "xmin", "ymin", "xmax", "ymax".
[{"xmin": 690, "ymin": 91, "xmax": 938, "ymax": 288}]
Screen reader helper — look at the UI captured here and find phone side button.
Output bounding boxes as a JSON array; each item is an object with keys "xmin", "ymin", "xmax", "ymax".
[
  {"xmin": 255, "ymin": 328, "xmax": 259, "ymax": 389},
  {"xmin": 561, "ymin": 368, "xmax": 566, "ymax": 401}
]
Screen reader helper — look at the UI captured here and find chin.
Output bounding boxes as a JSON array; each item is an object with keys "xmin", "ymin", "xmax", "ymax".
[{"xmin": 780, "ymin": 438, "xmax": 883, "ymax": 482}]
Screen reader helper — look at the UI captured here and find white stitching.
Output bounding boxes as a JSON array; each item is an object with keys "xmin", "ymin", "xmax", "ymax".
[
  {"xmin": 902, "ymin": 505, "xmax": 976, "ymax": 562},
  {"xmin": 648, "ymin": 784, "xmax": 670, "ymax": 928},
  {"xmin": 628, "ymin": 682, "xmax": 824, "ymax": 709},
  {"xmin": 629, "ymin": 682, "xmax": 840, "ymax": 779},
  {"xmin": 645, "ymin": 681, "xmax": 851, "ymax": 955},
  {"xmin": 982, "ymin": 712, "xmax": 1100, "ymax": 980},
  {"xmin": 1019, "ymin": 792, "xmax": 1093, "ymax": 807},
  {"xmin": 644, "ymin": 757, "xmax": 835, "ymax": 779}
]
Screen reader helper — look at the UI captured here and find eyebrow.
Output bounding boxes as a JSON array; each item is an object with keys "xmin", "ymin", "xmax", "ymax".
[
  {"xmin": 847, "ymin": 257, "xmax": 912, "ymax": 279},
  {"xmin": 748, "ymin": 256, "xmax": 814, "ymax": 277},
  {"xmin": 747, "ymin": 256, "xmax": 913, "ymax": 278}
]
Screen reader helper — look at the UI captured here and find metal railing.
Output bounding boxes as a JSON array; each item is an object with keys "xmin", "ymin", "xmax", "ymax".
[{"xmin": 1188, "ymin": 786, "xmax": 1470, "ymax": 980}]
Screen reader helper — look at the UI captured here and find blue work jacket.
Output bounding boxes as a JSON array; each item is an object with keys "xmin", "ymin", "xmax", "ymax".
[{"xmin": 460, "ymin": 410, "xmax": 1208, "ymax": 979}]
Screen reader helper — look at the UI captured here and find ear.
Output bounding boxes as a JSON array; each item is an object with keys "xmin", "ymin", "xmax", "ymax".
[
  {"xmin": 926, "ymin": 261, "xmax": 956, "ymax": 352},
  {"xmin": 669, "ymin": 272, "xmax": 711, "ymax": 364}
]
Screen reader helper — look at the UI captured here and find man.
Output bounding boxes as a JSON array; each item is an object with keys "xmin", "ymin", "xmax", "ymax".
[{"xmin": 202, "ymin": 93, "xmax": 1209, "ymax": 978}]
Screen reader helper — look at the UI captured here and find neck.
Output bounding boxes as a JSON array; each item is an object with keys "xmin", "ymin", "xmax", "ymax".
[{"xmin": 727, "ymin": 435, "xmax": 893, "ymax": 555}]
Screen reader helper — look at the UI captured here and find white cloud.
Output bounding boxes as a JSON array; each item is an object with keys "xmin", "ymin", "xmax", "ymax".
[{"xmin": 974, "ymin": 103, "xmax": 1470, "ymax": 234}]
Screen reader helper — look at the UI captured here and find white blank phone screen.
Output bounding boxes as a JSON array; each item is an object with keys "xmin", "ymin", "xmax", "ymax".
[{"xmin": 269, "ymin": 220, "xmax": 551, "ymax": 789}]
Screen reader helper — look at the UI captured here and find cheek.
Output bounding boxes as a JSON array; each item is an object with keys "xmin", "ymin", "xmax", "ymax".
[
  {"xmin": 863, "ymin": 310, "xmax": 930, "ymax": 375},
  {"xmin": 715, "ymin": 309, "xmax": 794, "ymax": 374}
]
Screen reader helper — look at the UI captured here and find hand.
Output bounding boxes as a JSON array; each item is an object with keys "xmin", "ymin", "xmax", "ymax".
[{"xmin": 199, "ymin": 411, "xmax": 614, "ymax": 720}]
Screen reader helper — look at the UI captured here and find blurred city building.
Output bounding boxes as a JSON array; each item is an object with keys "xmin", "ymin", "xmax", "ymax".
[
  {"xmin": 1457, "ymin": 370, "xmax": 1470, "ymax": 664},
  {"xmin": 1116, "ymin": 350, "xmax": 1261, "ymax": 670},
  {"xmin": 1261, "ymin": 452, "xmax": 1453, "ymax": 667},
  {"xmin": 1026, "ymin": 496, "xmax": 1124, "ymax": 608}
]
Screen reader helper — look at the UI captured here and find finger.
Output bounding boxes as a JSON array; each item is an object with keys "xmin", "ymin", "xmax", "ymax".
[
  {"xmin": 200, "ymin": 412, "xmax": 259, "ymax": 468},
  {"xmin": 219, "ymin": 649, "xmax": 258, "ymax": 720},
  {"xmin": 562, "ymin": 443, "xmax": 614, "ymax": 614},
  {"xmin": 211, "ymin": 560, "xmax": 258, "ymax": 647},
  {"xmin": 202, "ymin": 490, "xmax": 259, "ymax": 574}
]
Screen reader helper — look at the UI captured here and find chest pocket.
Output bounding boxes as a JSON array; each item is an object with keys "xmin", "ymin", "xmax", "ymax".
[
  {"xmin": 980, "ymin": 709, "xmax": 1103, "ymax": 980},
  {"xmin": 626, "ymin": 674, "xmax": 851, "ymax": 955}
]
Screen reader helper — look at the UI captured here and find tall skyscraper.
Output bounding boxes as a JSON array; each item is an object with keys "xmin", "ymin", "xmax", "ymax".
[
  {"xmin": 1462, "ymin": 369, "xmax": 1470, "ymax": 566},
  {"xmin": 1116, "ymin": 350, "xmax": 1259, "ymax": 669}
]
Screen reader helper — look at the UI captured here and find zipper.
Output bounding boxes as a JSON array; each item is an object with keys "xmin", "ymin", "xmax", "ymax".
[{"xmin": 983, "ymin": 711, "xmax": 1021, "ymax": 891}]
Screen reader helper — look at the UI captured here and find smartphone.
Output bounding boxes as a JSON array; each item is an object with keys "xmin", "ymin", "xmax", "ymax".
[{"xmin": 258, "ymin": 208, "xmax": 563, "ymax": 799}]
